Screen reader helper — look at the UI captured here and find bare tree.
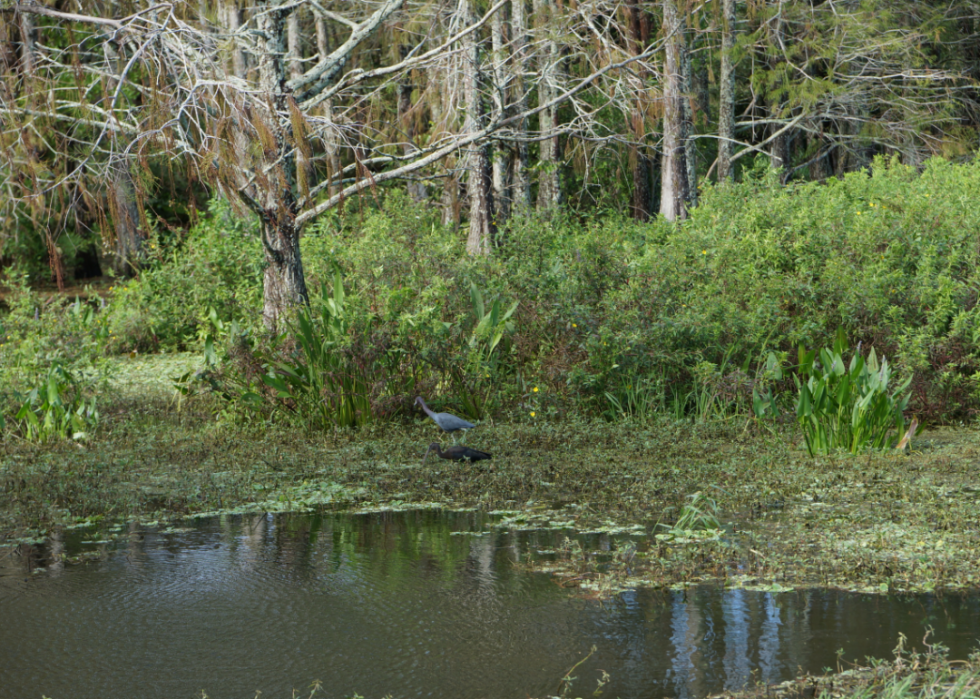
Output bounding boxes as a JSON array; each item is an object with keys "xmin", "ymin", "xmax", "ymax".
[
  {"xmin": 716, "ymin": 0, "xmax": 737, "ymax": 182},
  {"xmin": 461, "ymin": 0, "xmax": 495, "ymax": 254},
  {"xmin": 533, "ymin": 0, "xmax": 562, "ymax": 210},
  {"xmin": 508, "ymin": 0, "xmax": 531, "ymax": 214},
  {"xmin": 660, "ymin": 0, "xmax": 690, "ymax": 221}
]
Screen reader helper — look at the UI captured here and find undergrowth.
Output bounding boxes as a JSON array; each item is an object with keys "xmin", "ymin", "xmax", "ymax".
[{"xmin": 4, "ymin": 156, "xmax": 980, "ymax": 435}]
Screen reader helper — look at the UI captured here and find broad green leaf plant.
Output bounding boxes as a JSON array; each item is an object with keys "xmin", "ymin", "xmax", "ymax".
[{"xmin": 794, "ymin": 329, "xmax": 912, "ymax": 456}]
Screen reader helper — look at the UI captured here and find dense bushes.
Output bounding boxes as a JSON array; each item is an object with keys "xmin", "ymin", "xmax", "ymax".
[
  {"xmin": 197, "ymin": 156, "xmax": 980, "ymax": 426},
  {"xmin": 5, "ymin": 155, "xmax": 980, "ymax": 432},
  {"xmin": 99, "ymin": 198, "xmax": 265, "ymax": 352}
]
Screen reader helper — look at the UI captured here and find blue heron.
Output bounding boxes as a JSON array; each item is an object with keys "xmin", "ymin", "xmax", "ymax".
[{"xmin": 415, "ymin": 396, "xmax": 475, "ymax": 443}]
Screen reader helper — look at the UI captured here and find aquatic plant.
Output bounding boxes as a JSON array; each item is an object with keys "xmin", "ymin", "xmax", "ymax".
[
  {"xmin": 794, "ymin": 330, "xmax": 912, "ymax": 456},
  {"xmin": 9, "ymin": 364, "xmax": 99, "ymax": 442}
]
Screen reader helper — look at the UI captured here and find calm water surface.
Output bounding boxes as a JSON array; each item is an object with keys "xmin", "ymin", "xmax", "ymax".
[{"xmin": 1, "ymin": 510, "xmax": 979, "ymax": 699}]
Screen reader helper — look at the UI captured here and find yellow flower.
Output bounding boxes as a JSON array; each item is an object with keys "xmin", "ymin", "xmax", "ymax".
[
  {"xmin": 530, "ymin": 411, "xmax": 536, "ymax": 417},
  {"xmin": 572, "ymin": 323, "xmax": 577, "ymax": 328},
  {"xmin": 533, "ymin": 387, "xmax": 539, "ymax": 393},
  {"xmin": 856, "ymin": 211, "xmax": 862, "ymax": 215},
  {"xmin": 702, "ymin": 250, "xmax": 707, "ymax": 255}
]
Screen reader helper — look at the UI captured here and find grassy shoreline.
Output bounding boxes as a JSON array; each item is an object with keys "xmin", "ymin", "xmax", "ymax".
[{"xmin": 3, "ymin": 353, "xmax": 979, "ymax": 596}]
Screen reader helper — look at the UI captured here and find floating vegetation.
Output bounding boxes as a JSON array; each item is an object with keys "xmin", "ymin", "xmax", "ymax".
[{"xmin": 2, "ymin": 354, "xmax": 979, "ymax": 596}]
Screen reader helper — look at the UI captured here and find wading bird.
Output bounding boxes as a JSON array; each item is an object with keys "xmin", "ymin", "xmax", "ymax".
[
  {"xmin": 415, "ymin": 396, "xmax": 475, "ymax": 442},
  {"xmin": 423, "ymin": 442, "xmax": 492, "ymax": 463}
]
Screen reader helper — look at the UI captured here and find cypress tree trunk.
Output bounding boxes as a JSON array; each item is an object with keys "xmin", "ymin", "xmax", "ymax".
[
  {"xmin": 257, "ymin": 3, "xmax": 308, "ymax": 329},
  {"xmin": 461, "ymin": 0, "xmax": 496, "ymax": 255},
  {"xmin": 397, "ymin": 52, "xmax": 427, "ymax": 202},
  {"xmin": 660, "ymin": 0, "xmax": 690, "ymax": 221},
  {"xmin": 681, "ymin": 22, "xmax": 697, "ymax": 208},
  {"xmin": 628, "ymin": 1, "xmax": 652, "ymax": 221},
  {"xmin": 717, "ymin": 0, "xmax": 737, "ymax": 182},
  {"xmin": 104, "ymin": 40, "xmax": 144, "ymax": 279},
  {"xmin": 509, "ymin": 0, "xmax": 532, "ymax": 213},
  {"xmin": 533, "ymin": 0, "xmax": 562, "ymax": 210},
  {"xmin": 768, "ymin": 1, "xmax": 788, "ymax": 175},
  {"xmin": 490, "ymin": 3, "xmax": 512, "ymax": 224},
  {"xmin": 222, "ymin": 0, "xmax": 246, "ymax": 78}
]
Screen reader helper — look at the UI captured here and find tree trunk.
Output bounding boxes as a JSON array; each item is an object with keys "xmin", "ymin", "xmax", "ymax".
[
  {"xmin": 287, "ymin": 10, "xmax": 303, "ymax": 81},
  {"xmin": 398, "ymin": 45, "xmax": 427, "ymax": 202},
  {"xmin": 261, "ymin": 211, "xmax": 308, "ymax": 330},
  {"xmin": 16, "ymin": 5, "xmax": 36, "ymax": 74},
  {"xmin": 681, "ymin": 25, "xmax": 697, "ymax": 208},
  {"xmin": 768, "ymin": 1, "xmax": 788, "ymax": 175},
  {"xmin": 628, "ymin": 1, "xmax": 652, "ymax": 221},
  {"xmin": 534, "ymin": 0, "xmax": 562, "ymax": 211},
  {"xmin": 490, "ymin": 2, "xmax": 512, "ymax": 224},
  {"xmin": 428, "ymin": 61, "xmax": 461, "ymax": 228},
  {"xmin": 808, "ymin": 131, "xmax": 830, "ymax": 180},
  {"xmin": 717, "ymin": 0, "xmax": 737, "ymax": 182},
  {"xmin": 461, "ymin": 0, "xmax": 495, "ymax": 255},
  {"xmin": 509, "ymin": 0, "xmax": 531, "ymax": 213},
  {"xmin": 104, "ymin": 40, "xmax": 144, "ymax": 278},
  {"xmin": 256, "ymin": 3, "xmax": 308, "ymax": 329},
  {"xmin": 106, "ymin": 157, "xmax": 144, "ymax": 277},
  {"xmin": 315, "ymin": 14, "xmax": 329, "ymax": 59},
  {"xmin": 314, "ymin": 15, "xmax": 342, "ymax": 199},
  {"xmin": 222, "ymin": 0, "xmax": 246, "ymax": 79},
  {"xmin": 660, "ymin": 0, "xmax": 690, "ymax": 221}
]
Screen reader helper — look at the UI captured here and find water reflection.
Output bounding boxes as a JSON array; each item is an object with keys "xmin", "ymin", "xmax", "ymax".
[{"xmin": 1, "ymin": 510, "xmax": 978, "ymax": 699}]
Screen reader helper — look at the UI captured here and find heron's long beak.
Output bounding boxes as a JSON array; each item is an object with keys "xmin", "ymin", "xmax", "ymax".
[{"xmin": 422, "ymin": 446, "xmax": 434, "ymax": 464}]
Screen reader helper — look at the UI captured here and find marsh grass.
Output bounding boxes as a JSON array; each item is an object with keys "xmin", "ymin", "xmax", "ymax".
[{"xmin": 709, "ymin": 638, "xmax": 980, "ymax": 699}]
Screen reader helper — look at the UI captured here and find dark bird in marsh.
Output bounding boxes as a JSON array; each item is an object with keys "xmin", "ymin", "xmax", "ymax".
[
  {"xmin": 423, "ymin": 442, "xmax": 492, "ymax": 464},
  {"xmin": 414, "ymin": 396, "xmax": 475, "ymax": 442}
]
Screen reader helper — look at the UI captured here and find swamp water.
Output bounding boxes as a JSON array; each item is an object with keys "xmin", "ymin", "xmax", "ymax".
[{"xmin": 1, "ymin": 510, "xmax": 979, "ymax": 699}]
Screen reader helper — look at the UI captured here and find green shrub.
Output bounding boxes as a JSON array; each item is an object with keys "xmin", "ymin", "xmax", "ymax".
[
  {"xmin": 0, "ymin": 277, "xmax": 108, "ymax": 439},
  {"xmin": 101, "ymin": 198, "xmax": 263, "ymax": 352},
  {"xmin": 104, "ymin": 156, "xmax": 980, "ymax": 426},
  {"xmin": 9, "ymin": 364, "xmax": 100, "ymax": 442}
]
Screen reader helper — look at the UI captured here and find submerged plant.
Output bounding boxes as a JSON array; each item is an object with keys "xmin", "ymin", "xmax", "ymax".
[{"xmin": 794, "ymin": 330, "xmax": 912, "ymax": 456}]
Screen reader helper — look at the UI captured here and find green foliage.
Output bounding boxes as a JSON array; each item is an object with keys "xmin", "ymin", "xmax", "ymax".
[
  {"xmin": 10, "ymin": 364, "xmax": 99, "ymax": 442},
  {"xmin": 101, "ymin": 198, "xmax": 263, "ymax": 352},
  {"xmin": 450, "ymin": 283, "xmax": 520, "ymax": 420},
  {"xmin": 0, "ymin": 275, "xmax": 109, "ymax": 378},
  {"xmin": 261, "ymin": 272, "xmax": 374, "ymax": 430},
  {"xmin": 0, "ymin": 275, "xmax": 110, "ymax": 439},
  {"xmin": 656, "ymin": 491, "xmax": 724, "ymax": 544},
  {"xmin": 16, "ymin": 156, "xmax": 980, "ymax": 430},
  {"xmin": 198, "ymin": 159, "xmax": 980, "ymax": 426},
  {"xmin": 794, "ymin": 330, "xmax": 912, "ymax": 456}
]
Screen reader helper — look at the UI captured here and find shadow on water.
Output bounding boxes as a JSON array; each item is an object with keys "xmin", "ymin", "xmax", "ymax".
[{"xmin": 1, "ymin": 510, "xmax": 979, "ymax": 699}]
